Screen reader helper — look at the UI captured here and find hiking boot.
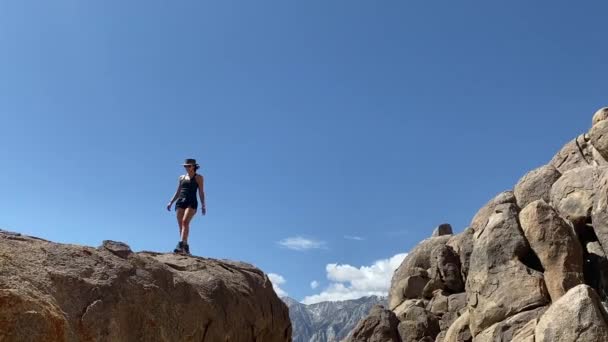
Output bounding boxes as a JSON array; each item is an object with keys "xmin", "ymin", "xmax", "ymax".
[
  {"xmin": 173, "ymin": 241, "xmax": 184, "ymax": 253},
  {"xmin": 183, "ymin": 243, "xmax": 190, "ymax": 255}
]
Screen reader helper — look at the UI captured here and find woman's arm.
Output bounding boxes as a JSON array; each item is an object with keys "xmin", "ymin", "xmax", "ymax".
[
  {"xmin": 167, "ymin": 176, "xmax": 182, "ymax": 211},
  {"xmin": 197, "ymin": 174, "xmax": 206, "ymax": 215}
]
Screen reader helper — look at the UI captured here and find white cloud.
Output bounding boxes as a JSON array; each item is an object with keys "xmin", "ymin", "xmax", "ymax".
[
  {"xmin": 268, "ymin": 273, "xmax": 288, "ymax": 297},
  {"xmin": 278, "ymin": 236, "xmax": 326, "ymax": 251},
  {"xmin": 310, "ymin": 280, "xmax": 319, "ymax": 289},
  {"xmin": 301, "ymin": 253, "xmax": 407, "ymax": 305},
  {"xmin": 344, "ymin": 235, "xmax": 365, "ymax": 241}
]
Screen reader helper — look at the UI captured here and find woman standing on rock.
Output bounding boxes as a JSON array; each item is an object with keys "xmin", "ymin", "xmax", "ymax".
[{"xmin": 167, "ymin": 158, "xmax": 206, "ymax": 254}]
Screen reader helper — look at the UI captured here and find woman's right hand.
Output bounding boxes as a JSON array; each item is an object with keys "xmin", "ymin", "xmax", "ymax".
[{"xmin": 166, "ymin": 203, "xmax": 172, "ymax": 211}]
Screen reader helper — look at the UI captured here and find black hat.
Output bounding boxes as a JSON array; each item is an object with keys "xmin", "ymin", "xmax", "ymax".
[{"xmin": 182, "ymin": 158, "xmax": 199, "ymax": 166}]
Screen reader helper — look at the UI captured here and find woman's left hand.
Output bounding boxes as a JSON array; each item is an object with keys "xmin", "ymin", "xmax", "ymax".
[{"xmin": 201, "ymin": 206, "xmax": 206, "ymax": 216}]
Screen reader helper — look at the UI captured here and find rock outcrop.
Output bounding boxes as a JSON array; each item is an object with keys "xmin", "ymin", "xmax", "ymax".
[
  {"xmin": 345, "ymin": 305, "xmax": 401, "ymax": 342},
  {"xmin": 348, "ymin": 107, "xmax": 608, "ymax": 342},
  {"xmin": 0, "ymin": 230, "xmax": 292, "ymax": 342}
]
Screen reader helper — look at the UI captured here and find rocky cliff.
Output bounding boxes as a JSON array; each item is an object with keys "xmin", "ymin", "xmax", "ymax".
[
  {"xmin": 284, "ymin": 296, "xmax": 386, "ymax": 342},
  {"xmin": 0, "ymin": 231, "xmax": 292, "ymax": 341},
  {"xmin": 346, "ymin": 107, "xmax": 608, "ymax": 342}
]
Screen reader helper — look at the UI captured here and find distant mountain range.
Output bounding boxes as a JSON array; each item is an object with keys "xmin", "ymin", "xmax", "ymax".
[{"xmin": 282, "ymin": 296, "xmax": 387, "ymax": 342}]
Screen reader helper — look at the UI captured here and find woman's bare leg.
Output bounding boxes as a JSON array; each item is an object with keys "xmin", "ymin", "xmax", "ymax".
[
  {"xmin": 176, "ymin": 208, "xmax": 185, "ymax": 238},
  {"xmin": 181, "ymin": 208, "xmax": 196, "ymax": 242}
]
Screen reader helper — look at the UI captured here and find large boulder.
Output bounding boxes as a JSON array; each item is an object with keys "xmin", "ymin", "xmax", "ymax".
[
  {"xmin": 534, "ymin": 285, "xmax": 608, "ymax": 342},
  {"xmin": 393, "ymin": 299, "xmax": 426, "ymax": 321},
  {"xmin": 469, "ymin": 191, "xmax": 516, "ymax": 233},
  {"xmin": 389, "ymin": 236, "xmax": 451, "ymax": 310},
  {"xmin": 519, "ymin": 200, "xmax": 584, "ymax": 301},
  {"xmin": 549, "ymin": 165, "xmax": 597, "ymax": 228},
  {"xmin": 514, "ymin": 164, "xmax": 561, "ymax": 209},
  {"xmin": 465, "ymin": 203, "xmax": 549, "ymax": 336},
  {"xmin": 0, "ymin": 231, "xmax": 292, "ymax": 342},
  {"xmin": 393, "ymin": 268, "xmax": 431, "ymax": 304},
  {"xmin": 344, "ymin": 305, "xmax": 400, "ymax": 342}
]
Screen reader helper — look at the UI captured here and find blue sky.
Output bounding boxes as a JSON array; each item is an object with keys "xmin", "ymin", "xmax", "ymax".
[{"xmin": 0, "ymin": 1, "xmax": 606, "ymax": 302}]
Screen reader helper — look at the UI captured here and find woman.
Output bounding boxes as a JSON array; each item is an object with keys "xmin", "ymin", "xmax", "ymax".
[{"xmin": 167, "ymin": 158, "xmax": 206, "ymax": 254}]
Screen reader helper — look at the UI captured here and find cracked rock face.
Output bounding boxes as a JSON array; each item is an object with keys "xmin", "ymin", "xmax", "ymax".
[{"xmin": 0, "ymin": 230, "xmax": 292, "ymax": 342}]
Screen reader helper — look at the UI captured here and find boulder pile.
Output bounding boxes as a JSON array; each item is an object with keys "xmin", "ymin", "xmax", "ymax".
[{"xmin": 347, "ymin": 107, "xmax": 608, "ymax": 342}]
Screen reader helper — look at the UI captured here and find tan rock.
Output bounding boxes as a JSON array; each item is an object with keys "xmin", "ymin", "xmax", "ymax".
[
  {"xmin": 443, "ymin": 311, "xmax": 471, "ymax": 342},
  {"xmin": 535, "ymin": 285, "xmax": 608, "ymax": 342},
  {"xmin": 397, "ymin": 306, "xmax": 440, "ymax": 342},
  {"xmin": 345, "ymin": 305, "xmax": 400, "ymax": 342},
  {"xmin": 519, "ymin": 200, "xmax": 584, "ymax": 301},
  {"xmin": 588, "ymin": 240, "xmax": 606, "ymax": 256},
  {"xmin": 0, "ymin": 287, "xmax": 68, "ymax": 342},
  {"xmin": 391, "ymin": 268, "xmax": 430, "ymax": 305},
  {"xmin": 466, "ymin": 261, "xmax": 547, "ymax": 337},
  {"xmin": 446, "ymin": 228, "xmax": 474, "ymax": 281},
  {"xmin": 427, "ymin": 290, "xmax": 449, "ymax": 316},
  {"xmin": 473, "ymin": 307, "xmax": 545, "ymax": 342},
  {"xmin": 550, "ymin": 134, "xmax": 596, "ymax": 173},
  {"xmin": 432, "ymin": 245, "xmax": 463, "ymax": 293},
  {"xmin": 466, "ymin": 203, "xmax": 549, "ymax": 336},
  {"xmin": 389, "ymin": 236, "xmax": 451, "ymax": 310},
  {"xmin": 591, "ymin": 119, "xmax": 608, "ymax": 162},
  {"xmin": 511, "ymin": 318, "xmax": 538, "ymax": 342},
  {"xmin": 592, "ymin": 167, "xmax": 608, "ymax": 259},
  {"xmin": 423, "ymin": 241, "xmax": 464, "ymax": 298},
  {"xmin": 593, "ymin": 107, "xmax": 608, "ymax": 126},
  {"xmin": 438, "ymin": 293, "xmax": 467, "ymax": 332},
  {"xmin": 393, "ymin": 299, "xmax": 425, "ymax": 321},
  {"xmin": 549, "ymin": 165, "xmax": 597, "ymax": 226},
  {"xmin": 447, "ymin": 293, "xmax": 467, "ymax": 315},
  {"xmin": 514, "ymin": 164, "xmax": 561, "ymax": 209},
  {"xmin": 469, "ymin": 191, "xmax": 515, "ymax": 234},
  {"xmin": 0, "ymin": 231, "xmax": 291, "ymax": 342}
]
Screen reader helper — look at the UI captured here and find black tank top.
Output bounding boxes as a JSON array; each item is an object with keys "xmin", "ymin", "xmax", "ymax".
[{"xmin": 178, "ymin": 174, "xmax": 199, "ymax": 202}]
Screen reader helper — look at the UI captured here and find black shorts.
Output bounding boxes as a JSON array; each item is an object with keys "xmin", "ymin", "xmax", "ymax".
[{"xmin": 175, "ymin": 197, "xmax": 198, "ymax": 210}]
